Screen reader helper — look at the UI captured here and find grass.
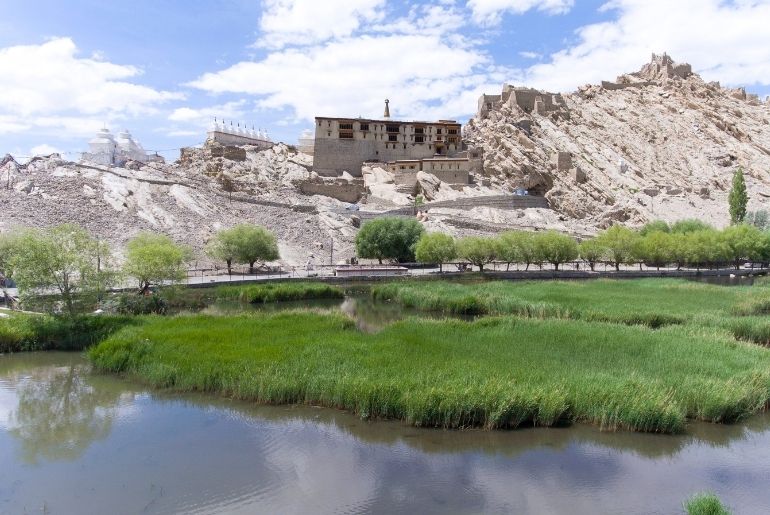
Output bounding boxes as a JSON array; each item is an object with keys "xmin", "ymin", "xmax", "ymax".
[
  {"xmin": 216, "ymin": 282, "xmax": 344, "ymax": 304},
  {"xmin": 684, "ymin": 492, "xmax": 731, "ymax": 515},
  {"xmin": 372, "ymin": 279, "xmax": 751, "ymax": 324},
  {"xmin": 0, "ymin": 312, "xmax": 136, "ymax": 353},
  {"xmin": 88, "ymin": 311, "xmax": 770, "ymax": 434}
]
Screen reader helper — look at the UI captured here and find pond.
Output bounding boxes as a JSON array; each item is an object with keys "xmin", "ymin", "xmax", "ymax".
[{"xmin": 2, "ymin": 353, "xmax": 770, "ymax": 514}]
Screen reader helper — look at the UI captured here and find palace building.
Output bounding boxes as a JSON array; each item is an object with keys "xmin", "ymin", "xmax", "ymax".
[{"xmin": 313, "ymin": 99, "xmax": 464, "ymax": 177}]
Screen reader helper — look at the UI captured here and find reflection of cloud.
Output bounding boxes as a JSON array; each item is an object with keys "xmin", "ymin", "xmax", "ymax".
[{"xmin": 3, "ymin": 357, "xmax": 770, "ymax": 514}]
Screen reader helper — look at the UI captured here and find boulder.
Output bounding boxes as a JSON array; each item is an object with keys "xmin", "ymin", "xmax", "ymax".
[{"xmin": 416, "ymin": 171, "xmax": 441, "ymax": 201}]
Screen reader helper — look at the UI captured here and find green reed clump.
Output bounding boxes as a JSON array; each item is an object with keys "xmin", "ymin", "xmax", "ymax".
[
  {"xmin": 216, "ymin": 282, "xmax": 344, "ymax": 304},
  {"xmin": 372, "ymin": 279, "xmax": 762, "ymax": 328},
  {"xmin": 684, "ymin": 492, "xmax": 731, "ymax": 515},
  {"xmin": 1, "ymin": 313, "xmax": 136, "ymax": 353},
  {"xmin": 88, "ymin": 311, "xmax": 770, "ymax": 434}
]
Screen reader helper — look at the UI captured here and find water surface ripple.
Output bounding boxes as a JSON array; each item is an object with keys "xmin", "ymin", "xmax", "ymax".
[{"xmin": 1, "ymin": 353, "xmax": 769, "ymax": 514}]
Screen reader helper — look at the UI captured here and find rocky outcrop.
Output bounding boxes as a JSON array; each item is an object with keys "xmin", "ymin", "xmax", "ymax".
[{"xmin": 466, "ymin": 53, "xmax": 770, "ymax": 229}]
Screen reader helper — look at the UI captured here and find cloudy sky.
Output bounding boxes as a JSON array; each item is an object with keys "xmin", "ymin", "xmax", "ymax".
[{"xmin": 2, "ymin": 0, "xmax": 770, "ymax": 161}]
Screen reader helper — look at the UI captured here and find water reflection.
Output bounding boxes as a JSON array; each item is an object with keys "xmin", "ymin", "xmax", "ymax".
[
  {"xmin": 0, "ymin": 353, "xmax": 129, "ymax": 464},
  {"xmin": 2, "ymin": 353, "xmax": 770, "ymax": 514}
]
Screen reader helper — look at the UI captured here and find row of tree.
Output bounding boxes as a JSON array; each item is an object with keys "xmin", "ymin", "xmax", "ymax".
[
  {"xmin": 354, "ymin": 216, "xmax": 770, "ymax": 272},
  {"xmin": 0, "ymin": 223, "xmax": 280, "ymax": 315}
]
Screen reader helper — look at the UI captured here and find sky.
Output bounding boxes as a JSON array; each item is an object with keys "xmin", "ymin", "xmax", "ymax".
[{"xmin": 2, "ymin": 0, "xmax": 770, "ymax": 162}]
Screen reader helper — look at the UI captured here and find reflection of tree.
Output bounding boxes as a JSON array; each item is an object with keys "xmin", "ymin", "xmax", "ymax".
[{"xmin": 8, "ymin": 364, "xmax": 124, "ymax": 464}]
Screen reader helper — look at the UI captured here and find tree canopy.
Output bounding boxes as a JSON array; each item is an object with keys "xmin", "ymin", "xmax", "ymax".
[
  {"xmin": 124, "ymin": 232, "xmax": 191, "ymax": 294},
  {"xmin": 5, "ymin": 224, "xmax": 112, "ymax": 315},
  {"xmin": 728, "ymin": 167, "xmax": 749, "ymax": 225},
  {"xmin": 224, "ymin": 224, "xmax": 280, "ymax": 272},
  {"xmin": 595, "ymin": 225, "xmax": 639, "ymax": 271},
  {"xmin": 414, "ymin": 232, "xmax": 456, "ymax": 272},
  {"xmin": 497, "ymin": 231, "xmax": 537, "ymax": 270},
  {"xmin": 355, "ymin": 217, "xmax": 425, "ymax": 263},
  {"xmin": 534, "ymin": 231, "xmax": 578, "ymax": 271},
  {"xmin": 578, "ymin": 239, "xmax": 605, "ymax": 271},
  {"xmin": 457, "ymin": 237, "xmax": 497, "ymax": 272}
]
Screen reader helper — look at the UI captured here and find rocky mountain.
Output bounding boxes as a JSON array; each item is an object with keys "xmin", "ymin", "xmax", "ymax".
[{"xmin": 465, "ymin": 53, "xmax": 770, "ymax": 229}]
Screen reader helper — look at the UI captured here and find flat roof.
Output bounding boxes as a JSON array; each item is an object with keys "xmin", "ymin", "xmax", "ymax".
[{"xmin": 315, "ymin": 116, "xmax": 459, "ymax": 125}]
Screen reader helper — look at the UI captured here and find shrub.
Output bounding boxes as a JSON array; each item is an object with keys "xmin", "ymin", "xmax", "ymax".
[{"xmin": 684, "ymin": 492, "xmax": 731, "ymax": 515}]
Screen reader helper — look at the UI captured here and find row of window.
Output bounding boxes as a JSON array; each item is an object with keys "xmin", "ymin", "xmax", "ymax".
[{"xmin": 318, "ymin": 120, "xmax": 459, "ymax": 134}]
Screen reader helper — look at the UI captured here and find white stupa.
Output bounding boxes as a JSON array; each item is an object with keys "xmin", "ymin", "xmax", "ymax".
[{"xmin": 81, "ymin": 127, "xmax": 151, "ymax": 166}]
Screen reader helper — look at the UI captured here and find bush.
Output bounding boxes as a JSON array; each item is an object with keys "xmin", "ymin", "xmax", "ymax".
[
  {"xmin": 113, "ymin": 294, "xmax": 169, "ymax": 315},
  {"xmin": 684, "ymin": 492, "xmax": 731, "ymax": 515},
  {"xmin": 1, "ymin": 313, "xmax": 136, "ymax": 353}
]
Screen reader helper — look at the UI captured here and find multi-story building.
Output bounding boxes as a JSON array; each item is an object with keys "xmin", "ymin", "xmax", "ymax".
[{"xmin": 313, "ymin": 99, "xmax": 463, "ymax": 177}]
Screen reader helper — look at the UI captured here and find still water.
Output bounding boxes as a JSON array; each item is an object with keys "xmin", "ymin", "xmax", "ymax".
[{"xmin": 2, "ymin": 353, "xmax": 770, "ymax": 514}]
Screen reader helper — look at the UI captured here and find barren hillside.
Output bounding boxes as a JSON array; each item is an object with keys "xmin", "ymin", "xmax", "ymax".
[{"xmin": 465, "ymin": 54, "xmax": 770, "ymax": 229}]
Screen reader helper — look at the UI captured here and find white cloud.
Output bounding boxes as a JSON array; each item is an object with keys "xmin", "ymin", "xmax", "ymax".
[
  {"xmin": 468, "ymin": 0, "xmax": 574, "ymax": 25},
  {"xmin": 522, "ymin": 0, "xmax": 770, "ymax": 92},
  {"xmin": 190, "ymin": 0, "xmax": 514, "ymax": 125},
  {"xmin": 256, "ymin": 0, "xmax": 386, "ymax": 49},
  {"xmin": 519, "ymin": 51, "xmax": 542, "ymax": 59},
  {"xmin": 0, "ymin": 37, "xmax": 183, "ymax": 135},
  {"xmin": 190, "ymin": 32, "xmax": 498, "ymax": 123},
  {"xmin": 168, "ymin": 101, "xmax": 247, "ymax": 125},
  {"xmin": 30, "ymin": 144, "xmax": 62, "ymax": 156}
]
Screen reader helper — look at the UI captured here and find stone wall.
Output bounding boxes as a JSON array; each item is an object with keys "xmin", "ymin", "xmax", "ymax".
[
  {"xmin": 207, "ymin": 130, "xmax": 273, "ymax": 149},
  {"xmin": 298, "ymin": 178, "xmax": 365, "ymax": 203},
  {"xmin": 431, "ymin": 169, "xmax": 469, "ymax": 184}
]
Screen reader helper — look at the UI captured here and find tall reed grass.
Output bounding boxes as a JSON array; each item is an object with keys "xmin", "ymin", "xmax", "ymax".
[
  {"xmin": 216, "ymin": 282, "xmax": 344, "ymax": 303},
  {"xmin": 88, "ymin": 312, "xmax": 770, "ymax": 434}
]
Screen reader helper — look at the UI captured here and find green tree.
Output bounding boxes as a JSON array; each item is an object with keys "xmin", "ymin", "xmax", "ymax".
[
  {"xmin": 124, "ymin": 232, "xmax": 192, "ymax": 294},
  {"xmin": 414, "ymin": 233, "xmax": 456, "ymax": 273},
  {"xmin": 634, "ymin": 231, "xmax": 673, "ymax": 270},
  {"xmin": 720, "ymin": 224, "xmax": 762, "ymax": 269},
  {"xmin": 457, "ymin": 237, "xmax": 497, "ymax": 272},
  {"xmin": 227, "ymin": 224, "xmax": 280, "ymax": 273},
  {"xmin": 683, "ymin": 230, "xmax": 726, "ymax": 269},
  {"xmin": 497, "ymin": 231, "xmax": 537, "ymax": 270},
  {"xmin": 746, "ymin": 210, "xmax": 770, "ymax": 231},
  {"xmin": 639, "ymin": 220, "xmax": 671, "ymax": 236},
  {"xmin": 595, "ymin": 225, "xmax": 639, "ymax": 271},
  {"xmin": 205, "ymin": 229, "xmax": 239, "ymax": 275},
  {"xmin": 6, "ymin": 225, "xmax": 112, "ymax": 315},
  {"xmin": 671, "ymin": 219, "xmax": 714, "ymax": 234},
  {"xmin": 355, "ymin": 217, "xmax": 425, "ymax": 263},
  {"xmin": 0, "ymin": 232, "xmax": 19, "ymax": 306},
  {"xmin": 728, "ymin": 167, "xmax": 749, "ymax": 225},
  {"xmin": 578, "ymin": 239, "xmax": 605, "ymax": 271},
  {"xmin": 533, "ymin": 231, "xmax": 578, "ymax": 271}
]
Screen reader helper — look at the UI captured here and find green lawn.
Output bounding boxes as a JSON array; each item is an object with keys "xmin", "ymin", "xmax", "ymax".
[{"xmin": 88, "ymin": 311, "xmax": 770, "ymax": 434}]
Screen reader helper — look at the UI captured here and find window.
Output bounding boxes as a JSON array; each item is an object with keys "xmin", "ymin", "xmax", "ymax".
[
  {"xmin": 327, "ymin": 121, "xmax": 331, "ymax": 127},
  {"xmin": 339, "ymin": 132, "xmax": 353, "ymax": 139},
  {"xmin": 386, "ymin": 124, "xmax": 399, "ymax": 133},
  {"xmin": 327, "ymin": 132, "xmax": 331, "ymax": 136},
  {"xmin": 388, "ymin": 134, "xmax": 398, "ymax": 142},
  {"xmin": 436, "ymin": 128, "xmax": 442, "ymax": 135},
  {"xmin": 360, "ymin": 123, "xmax": 369, "ymax": 131},
  {"xmin": 415, "ymin": 127, "xmax": 424, "ymax": 134},
  {"xmin": 448, "ymin": 129, "xmax": 458, "ymax": 135},
  {"xmin": 415, "ymin": 135, "xmax": 424, "ymax": 143},
  {"xmin": 403, "ymin": 143, "xmax": 406, "ymax": 149},
  {"xmin": 400, "ymin": 165, "xmax": 405, "ymax": 170},
  {"xmin": 339, "ymin": 123, "xmax": 353, "ymax": 130}
]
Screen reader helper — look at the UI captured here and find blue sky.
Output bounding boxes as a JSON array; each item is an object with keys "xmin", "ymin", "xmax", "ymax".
[{"xmin": 2, "ymin": 0, "xmax": 770, "ymax": 162}]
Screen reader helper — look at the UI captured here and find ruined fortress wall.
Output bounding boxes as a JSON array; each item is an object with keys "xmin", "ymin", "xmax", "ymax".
[{"xmin": 431, "ymin": 169, "xmax": 469, "ymax": 184}]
